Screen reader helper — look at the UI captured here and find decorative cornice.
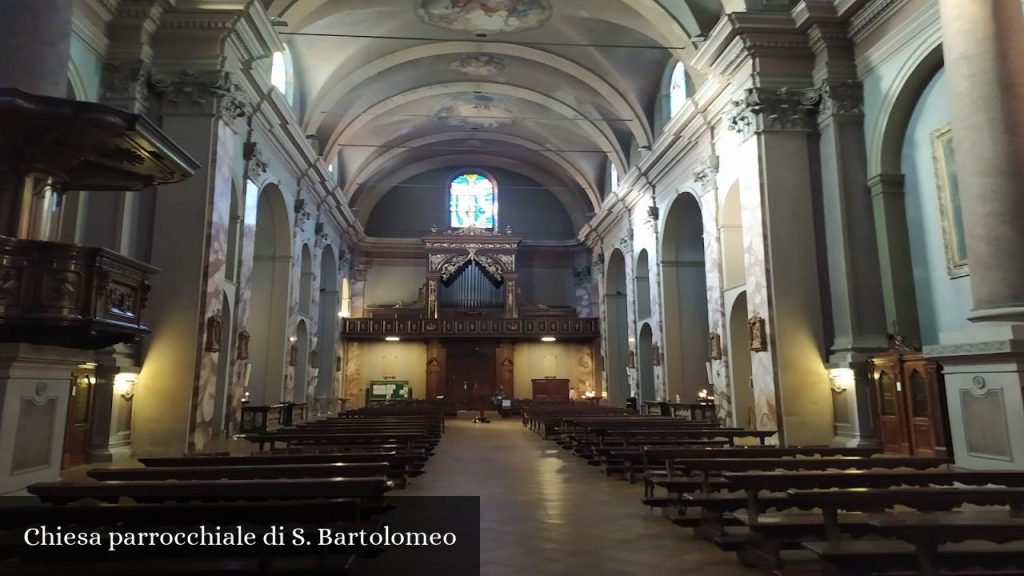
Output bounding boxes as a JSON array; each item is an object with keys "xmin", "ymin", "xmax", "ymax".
[
  {"xmin": 149, "ymin": 69, "xmax": 252, "ymax": 120},
  {"xmin": 849, "ymin": 0, "xmax": 912, "ymax": 42}
]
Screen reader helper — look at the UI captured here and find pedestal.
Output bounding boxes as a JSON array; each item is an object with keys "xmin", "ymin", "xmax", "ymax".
[
  {"xmin": 0, "ymin": 344, "xmax": 91, "ymax": 494},
  {"xmin": 926, "ymin": 325, "xmax": 1024, "ymax": 469},
  {"xmin": 828, "ymin": 354, "xmax": 878, "ymax": 448}
]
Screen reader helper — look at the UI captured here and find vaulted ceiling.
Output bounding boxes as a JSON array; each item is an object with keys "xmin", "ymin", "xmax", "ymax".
[{"xmin": 266, "ymin": 0, "xmax": 725, "ymax": 230}]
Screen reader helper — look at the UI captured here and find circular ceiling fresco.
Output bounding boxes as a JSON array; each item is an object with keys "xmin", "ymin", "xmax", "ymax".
[{"xmin": 417, "ymin": 0, "xmax": 552, "ymax": 34}]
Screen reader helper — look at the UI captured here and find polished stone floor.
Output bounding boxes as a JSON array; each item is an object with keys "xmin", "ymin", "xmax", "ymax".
[{"xmin": 404, "ymin": 414, "xmax": 761, "ymax": 576}]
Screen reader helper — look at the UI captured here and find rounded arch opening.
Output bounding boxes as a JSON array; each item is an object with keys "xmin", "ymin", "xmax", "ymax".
[
  {"xmin": 660, "ymin": 192, "xmax": 709, "ymax": 403},
  {"xmin": 448, "ymin": 169, "xmax": 498, "ymax": 230},
  {"xmin": 720, "ymin": 181, "xmax": 744, "ymax": 289},
  {"xmin": 299, "ymin": 244, "xmax": 313, "ymax": 318},
  {"xmin": 271, "ymin": 44, "xmax": 295, "ymax": 105},
  {"xmin": 635, "ymin": 249, "xmax": 651, "ymax": 319},
  {"xmin": 250, "ymin": 185, "xmax": 291, "ymax": 404},
  {"xmin": 213, "ymin": 293, "xmax": 234, "ymax": 437},
  {"xmin": 294, "ymin": 320, "xmax": 310, "ymax": 403},
  {"xmin": 638, "ymin": 323, "xmax": 655, "ymax": 404},
  {"xmin": 605, "ymin": 248, "xmax": 630, "ymax": 406},
  {"xmin": 728, "ymin": 291, "xmax": 753, "ymax": 429}
]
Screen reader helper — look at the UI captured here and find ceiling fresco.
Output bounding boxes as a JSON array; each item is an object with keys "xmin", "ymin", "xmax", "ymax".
[
  {"xmin": 435, "ymin": 93, "xmax": 516, "ymax": 129},
  {"xmin": 449, "ymin": 54, "xmax": 508, "ymax": 77},
  {"xmin": 417, "ymin": 0, "xmax": 553, "ymax": 34}
]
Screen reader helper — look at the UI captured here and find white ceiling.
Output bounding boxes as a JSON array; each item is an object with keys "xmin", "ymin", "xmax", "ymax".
[{"xmin": 266, "ymin": 0, "xmax": 725, "ymax": 228}]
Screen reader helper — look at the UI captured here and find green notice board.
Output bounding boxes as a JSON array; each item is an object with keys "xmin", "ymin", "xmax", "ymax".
[{"xmin": 367, "ymin": 381, "xmax": 410, "ymax": 402}]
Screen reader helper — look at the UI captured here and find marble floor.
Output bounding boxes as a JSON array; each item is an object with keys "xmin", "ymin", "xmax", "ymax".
[{"xmin": 404, "ymin": 414, "xmax": 762, "ymax": 576}]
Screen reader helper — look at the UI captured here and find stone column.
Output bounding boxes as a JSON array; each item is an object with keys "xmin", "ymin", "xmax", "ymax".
[
  {"xmin": 810, "ymin": 22, "xmax": 890, "ymax": 446},
  {"xmin": 0, "ymin": 0, "xmax": 72, "ymax": 97},
  {"xmin": 938, "ymin": 0, "xmax": 1024, "ymax": 321}
]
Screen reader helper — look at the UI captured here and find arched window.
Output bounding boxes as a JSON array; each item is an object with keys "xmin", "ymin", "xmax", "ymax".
[
  {"xmin": 270, "ymin": 46, "xmax": 294, "ymax": 104},
  {"xmin": 669, "ymin": 62, "xmax": 688, "ymax": 117},
  {"xmin": 609, "ymin": 162, "xmax": 619, "ymax": 193},
  {"xmin": 449, "ymin": 172, "xmax": 497, "ymax": 229}
]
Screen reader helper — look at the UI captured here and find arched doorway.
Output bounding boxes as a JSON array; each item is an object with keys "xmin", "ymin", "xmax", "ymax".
[
  {"xmin": 299, "ymin": 245, "xmax": 313, "ymax": 318},
  {"xmin": 728, "ymin": 292, "xmax": 754, "ymax": 428},
  {"xmin": 660, "ymin": 193, "xmax": 709, "ymax": 402},
  {"xmin": 294, "ymin": 320, "xmax": 310, "ymax": 403},
  {"xmin": 638, "ymin": 323, "xmax": 655, "ymax": 403},
  {"xmin": 317, "ymin": 245, "xmax": 340, "ymax": 414},
  {"xmin": 250, "ymin": 186, "xmax": 290, "ymax": 404},
  {"xmin": 605, "ymin": 249, "xmax": 629, "ymax": 406}
]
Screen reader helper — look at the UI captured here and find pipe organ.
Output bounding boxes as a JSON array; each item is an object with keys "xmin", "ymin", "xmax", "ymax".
[{"xmin": 424, "ymin": 229, "xmax": 520, "ymax": 318}]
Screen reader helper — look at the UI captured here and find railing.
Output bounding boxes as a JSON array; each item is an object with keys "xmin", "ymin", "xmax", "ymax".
[{"xmin": 341, "ymin": 316, "xmax": 599, "ymax": 340}]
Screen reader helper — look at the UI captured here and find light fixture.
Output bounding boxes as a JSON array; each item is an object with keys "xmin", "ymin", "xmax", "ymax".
[
  {"xmin": 541, "ymin": 336, "xmax": 556, "ymax": 342},
  {"xmin": 270, "ymin": 17, "xmax": 289, "ymax": 27},
  {"xmin": 828, "ymin": 368, "xmax": 856, "ymax": 393},
  {"xmin": 327, "ymin": 163, "xmax": 334, "ymax": 173},
  {"xmin": 113, "ymin": 372, "xmax": 138, "ymax": 400},
  {"xmin": 289, "ymin": 335, "xmax": 297, "ymax": 343},
  {"xmin": 385, "ymin": 336, "xmax": 400, "ymax": 342}
]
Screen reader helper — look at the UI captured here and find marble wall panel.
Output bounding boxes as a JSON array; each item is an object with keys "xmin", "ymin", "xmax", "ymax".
[
  {"xmin": 228, "ymin": 179, "xmax": 260, "ymax": 435},
  {"xmin": 190, "ymin": 122, "xmax": 234, "ymax": 452},
  {"xmin": 699, "ymin": 184, "xmax": 732, "ymax": 424}
]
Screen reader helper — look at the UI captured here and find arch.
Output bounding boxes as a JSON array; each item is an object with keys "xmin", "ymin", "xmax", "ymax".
[
  {"xmin": 605, "ymin": 248, "xmax": 630, "ymax": 406},
  {"xmin": 316, "ymin": 244, "xmax": 340, "ymax": 413},
  {"xmin": 299, "ymin": 244, "xmax": 313, "ymax": 317},
  {"xmin": 720, "ymin": 181, "xmax": 744, "ymax": 289},
  {"xmin": 271, "ymin": 44, "xmax": 295, "ymax": 105},
  {"xmin": 249, "ymin": 184, "xmax": 291, "ymax": 404},
  {"xmin": 448, "ymin": 170, "xmax": 498, "ymax": 229},
  {"xmin": 728, "ymin": 291, "xmax": 753, "ymax": 429},
  {"xmin": 660, "ymin": 192, "xmax": 709, "ymax": 403},
  {"xmin": 635, "ymin": 249, "xmax": 651, "ymax": 319},
  {"xmin": 325, "ymin": 81, "xmax": 628, "ymax": 173},
  {"xmin": 294, "ymin": 320, "xmax": 310, "ymax": 403},
  {"xmin": 638, "ymin": 322, "xmax": 655, "ymax": 404},
  {"xmin": 871, "ymin": 42, "xmax": 944, "ymax": 176},
  {"xmin": 305, "ymin": 41, "xmax": 652, "ymax": 148}
]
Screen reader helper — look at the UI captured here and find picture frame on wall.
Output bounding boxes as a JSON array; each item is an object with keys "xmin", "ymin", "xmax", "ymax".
[{"xmin": 930, "ymin": 124, "xmax": 969, "ymax": 278}]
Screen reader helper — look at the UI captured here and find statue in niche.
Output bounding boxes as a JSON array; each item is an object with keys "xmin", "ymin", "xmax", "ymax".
[
  {"xmin": 708, "ymin": 331, "xmax": 722, "ymax": 360},
  {"xmin": 236, "ymin": 329, "xmax": 250, "ymax": 360},
  {"xmin": 651, "ymin": 344, "xmax": 661, "ymax": 366},
  {"xmin": 289, "ymin": 343, "xmax": 298, "ymax": 366},
  {"xmin": 748, "ymin": 315, "xmax": 767, "ymax": 352},
  {"xmin": 336, "ymin": 354, "xmax": 342, "ymax": 372},
  {"xmin": 205, "ymin": 310, "xmax": 223, "ymax": 352}
]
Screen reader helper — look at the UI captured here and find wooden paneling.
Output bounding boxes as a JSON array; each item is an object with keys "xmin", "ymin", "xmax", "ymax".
[{"xmin": 341, "ymin": 317, "xmax": 599, "ymax": 341}]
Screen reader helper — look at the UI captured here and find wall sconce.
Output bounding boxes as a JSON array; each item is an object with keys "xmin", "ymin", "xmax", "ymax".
[
  {"xmin": 113, "ymin": 372, "xmax": 138, "ymax": 400},
  {"xmin": 828, "ymin": 368, "xmax": 856, "ymax": 393}
]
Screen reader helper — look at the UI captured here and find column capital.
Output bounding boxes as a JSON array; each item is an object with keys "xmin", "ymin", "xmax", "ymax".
[
  {"xmin": 818, "ymin": 80, "xmax": 864, "ymax": 120},
  {"xmin": 726, "ymin": 86, "xmax": 821, "ymax": 138},
  {"xmin": 149, "ymin": 69, "xmax": 253, "ymax": 121}
]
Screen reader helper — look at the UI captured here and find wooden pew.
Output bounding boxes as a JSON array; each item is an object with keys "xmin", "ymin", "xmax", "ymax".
[
  {"xmin": 139, "ymin": 452, "xmax": 427, "ymax": 479},
  {"xmin": 87, "ymin": 462, "xmax": 413, "ymax": 487},
  {"xmin": 244, "ymin": 431, "xmax": 430, "ymax": 452},
  {"xmin": 27, "ymin": 476, "xmax": 393, "ymax": 505},
  {"xmin": 789, "ymin": 487, "xmax": 1024, "ymax": 576}
]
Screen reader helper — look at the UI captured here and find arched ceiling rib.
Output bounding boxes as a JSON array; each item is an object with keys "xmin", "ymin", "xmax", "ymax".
[{"xmin": 267, "ymin": 0, "xmax": 719, "ymax": 231}]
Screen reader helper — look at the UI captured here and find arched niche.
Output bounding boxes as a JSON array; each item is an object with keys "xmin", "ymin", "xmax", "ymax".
[
  {"xmin": 635, "ymin": 249, "xmax": 651, "ymax": 320},
  {"xmin": 638, "ymin": 322, "xmax": 655, "ymax": 403},
  {"xmin": 605, "ymin": 248, "xmax": 630, "ymax": 406},
  {"xmin": 720, "ymin": 181, "xmax": 744, "ymax": 290},
  {"xmin": 299, "ymin": 244, "xmax": 313, "ymax": 318},
  {"xmin": 660, "ymin": 193, "xmax": 709, "ymax": 402},
  {"xmin": 250, "ymin": 184, "xmax": 291, "ymax": 404},
  {"xmin": 294, "ymin": 320, "xmax": 310, "ymax": 403},
  {"xmin": 226, "ymin": 181, "xmax": 242, "ymax": 284},
  {"xmin": 316, "ymin": 244, "xmax": 340, "ymax": 412},
  {"xmin": 728, "ymin": 291, "xmax": 753, "ymax": 429}
]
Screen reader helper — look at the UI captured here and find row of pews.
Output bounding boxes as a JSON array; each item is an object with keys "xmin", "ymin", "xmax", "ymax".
[
  {"xmin": 0, "ymin": 404, "xmax": 448, "ymax": 575},
  {"xmin": 532, "ymin": 403, "xmax": 1024, "ymax": 576}
]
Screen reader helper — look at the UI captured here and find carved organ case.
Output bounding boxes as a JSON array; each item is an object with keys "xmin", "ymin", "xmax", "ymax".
[
  {"xmin": 869, "ymin": 346, "xmax": 951, "ymax": 457},
  {"xmin": 424, "ymin": 231, "xmax": 520, "ymax": 318}
]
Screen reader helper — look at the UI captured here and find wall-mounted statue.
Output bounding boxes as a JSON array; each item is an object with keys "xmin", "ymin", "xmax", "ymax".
[
  {"xmin": 236, "ymin": 329, "xmax": 250, "ymax": 360},
  {"xmin": 205, "ymin": 310, "xmax": 222, "ymax": 352},
  {"xmin": 708, "ymin": 331, "xmax": 722, "ymax": 360},
  {"xmin": 748, "ymin": 314, "xmax": 767, "ymax": 352}
]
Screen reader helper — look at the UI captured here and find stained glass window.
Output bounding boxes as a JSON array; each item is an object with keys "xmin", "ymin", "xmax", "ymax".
[
  {"xmin": 669, "ymin": 62, "xmax": 688, "ymax": 117},
  {"xmin": 609, "ymin": 162, "xmax": 619, "ymax": 192},
  {"xmin": 449, "ymin": 172, "xmax": 496, "ymax": 229}
]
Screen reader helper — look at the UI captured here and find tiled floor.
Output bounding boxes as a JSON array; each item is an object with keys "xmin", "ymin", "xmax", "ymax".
[{"xmin": 404, "ymin": 414, "xmax": 761, "ymax": 576}]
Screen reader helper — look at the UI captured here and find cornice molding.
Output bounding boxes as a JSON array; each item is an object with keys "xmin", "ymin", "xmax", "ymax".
[{"xmin": 849, "ymin": 0, "xmax": 912, "ymax": 43}]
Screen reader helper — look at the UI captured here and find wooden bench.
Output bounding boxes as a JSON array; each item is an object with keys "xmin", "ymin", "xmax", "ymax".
[
  {"xmin": 244, "ymin": 431, "xmax": 431, "ymax": 452},
  {"xmin": 27, "ymin": 477, "xmax": 393, "ymax": 506},
  {"xmin": 88, "ymin": 462, "xmax": 411, "ymax": 487}
]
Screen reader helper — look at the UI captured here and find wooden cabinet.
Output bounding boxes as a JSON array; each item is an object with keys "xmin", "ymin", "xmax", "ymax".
[{"xmin": 869, "ymin": 346, "xmax": 951, "ymax": 457}]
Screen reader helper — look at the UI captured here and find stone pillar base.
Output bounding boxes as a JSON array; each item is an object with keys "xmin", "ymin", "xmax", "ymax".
[
  {"xmin": 926, "ymin": 326, "xmax": 1024, "ymax": 469},
  {"xmin": 0, "ymin": 344, "xmax": 91, "ymax": 494},
  {"xmin": 828, "ymin": 352, "xmax": 880, "ymax": 448}
]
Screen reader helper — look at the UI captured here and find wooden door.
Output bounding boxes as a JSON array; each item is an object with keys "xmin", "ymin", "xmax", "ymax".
[
  {"xmin": 446, "ymin": 342, "xmax": 496, "ymax": 410},
  {"xmin": 62, "ymin": 370, "xmax": 94, "ymax": 468},
  {"xmin": 902, "ymin": 356, "xmax": 950, "ymax": 457},
  {"xmin": 871, "ymin": 358, "xmax": 911, "ymax": 456}
]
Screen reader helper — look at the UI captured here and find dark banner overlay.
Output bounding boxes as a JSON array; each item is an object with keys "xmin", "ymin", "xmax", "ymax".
[{"xmin": 0, "ymin": 495, "xmax": 480, "ymax": 576}]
